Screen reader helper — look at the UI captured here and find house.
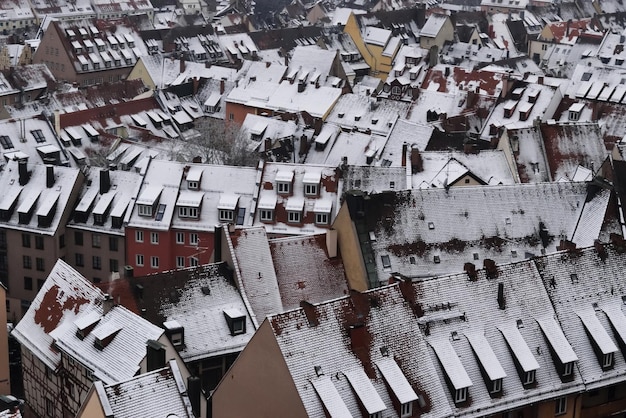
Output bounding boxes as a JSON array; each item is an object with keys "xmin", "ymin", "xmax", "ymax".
[
  {"xmin": 0, "ymin": 161, "xmax": 84, "ymax": 321},
  {"xmin": 253, "ymin": 162, "xmax": 342, "ymax": 236},
  {"xmin": 33, "ymin": 18, "xmax": 148, "ymax": 87},
  {"xmin": 528, "ymin": 19, "xmax": 604, "ymax": 65},
  {"xmin": 333, "ymin": 181, "xmax": 616, "ymax": 290},
  {"xmin": 419, "ymin": 14, "xmax": 454, "ymax": 51},
  {"xmin": 0, "ymin": 0, "xmax": 34, "ymax": 32},
  {"xmin": 10, "ymin": 259, "xmax": 196, "ymax": 418},
  {"xmin": 125, "ymin": 159, "xmax": 259, "ymax": 277},
  {"xmin": 125, "ymin": 262, "xmax": 256, "ymax": 393},
  {"xmin": 66, "ymin": 168, "xmax": 142, "ymax": 284},
  {"xmin": 76, "ymin": 360, "xmax": 198, "ymax": 418}
]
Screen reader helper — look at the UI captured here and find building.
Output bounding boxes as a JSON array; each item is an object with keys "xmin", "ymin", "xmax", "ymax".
[
  {"xmin": 419, "ymin": 14, "xmax": 454, "ymax": 51},
  {"xmin": 0, "ymin": 161, "xmax": 84, "ymax": 321},
  {"xmin": 0, "ymin": 283, "xmax": 9, "ymax": 394},
  {"xmin": 11, "ymin": 259, "xmax": 196, "ymax": 418}
]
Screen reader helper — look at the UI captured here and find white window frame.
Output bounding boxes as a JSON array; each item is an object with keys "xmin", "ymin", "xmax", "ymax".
[
  {"xmin": 190, "ymin": 256, "xmax": 199, "ymax": 267},
  {"xmin": 178, "ymin": 206, "xmax": 199, "ymax": 218},
  {"xmin": 260, "ymin": 209, "xmax": 273, "ymax": 222},
  {"xmin": 136, "ymin": 254, "xmax": 144, "ymax": 266},
  {"xmin": 150, "ymin": 232, "xmax": 159, "ymax": 244},
  {"xmin": 563, "ymin": 361, "xmax": 573, "ymax": 377},
  {"xmin": 555, "ymin": 396, "xmax": 567, "ymax": 415},
  {"xmin": 219, "ymin": 209, "xmax": 234, "ymax": 222},
  {"xmin": 315, "ymin": 212, "xmax": 329, "ymax": 225},
  {"xmin": 524, "ymin": 369, "xmax": 535, "ymax": 385},
  {"xmin": 400, "ymin": 401, "xmax": 413, "ymax": 418},
  {"xmin": 454, "ymin": 387, "xmax": 467, "ymax": 403},
  {"xmin": 491, "ymin": 378, "xmax": 502, "ymax": 394},
  {"xmin": 287, "ymin": 211, "xmax": 301, "ymax": 224},
  {"xmin": 176, "ymin": 232, "xmax": 185, "ymax": 244},
  {"xmin": 135, "ymin": 230, "xmax": 143, "ymax": 242},
  {"xmin": 150, "ymin": 256, "xmax": 159, "ymax": 269},
  {"xmin": 187, "ymin": 180, "xmax": 199, "ymax": 189},
  {"xmin": 189, "ymin": 233, "xmax": 199, "ymax": 245},
  {"xmin": 569, "ymin": 110, "xmax": 580, "ymax": 121},
  {"xmin": 603, "ymin": 352, "xmax": 614, "ymax": 368},
  {"xmin": 304, "ymin": 183, "xmax": 318, "ymax": 196},
  {"xmin": 176, "ymin": 256, "xmax": 185, "ymax": 268},
  {"xmin": 170, "ymin": 332, "xmax": 183, "ymax": 346},
  {"xmin": 277, "ymin": 181, "xmax": 290, "ymax": 194},
  {"xmin": 232, "ymin": 318, "xmax": 245, "ymax": 334},
  {"xmin": 138, "ymin": 204, "xmax": 152, "ymax": 217}
]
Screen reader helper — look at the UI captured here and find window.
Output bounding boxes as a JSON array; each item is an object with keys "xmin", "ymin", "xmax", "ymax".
[
  {"xmin": 229, "ymin": 113, "xmax": 234, "ymax": 121},
  {"xmin": 75, "ymin": 253, "xmax": 84, "ymax": 267},
  {"xmin": 189, "ymin": 233, "xmax": 199, "ymax": 246},
  {"xmin": 524, "ymin": 369, "xmax": 535, "ymax": 385},
  {"xmin": 542, "ymin": 43, "xmax": 548, "ymax": 51},
  {"xmin": 135, "ymin": 230, "xmax": 144, "ymax": 242},
  {"xmin": 22, "ymin": 233, "xmax": 30, "ymax": 247},
  {"xmin": 36, "ymin": 257, "xmax": 44, "ymax": 271},
  {"xmin": 401, "ymin": 401, "xmax": 413, "ymax": 418},
  {"xmin": 603, "ymin": 352, "xmax": 614, "ymax": 369},
  {"xmin": 304, "ymin": 183, "xmax": 318, "ymax": 196},
  {"xmin": 176, "ymin": 232, "xmax": 185, "ymax": 244},
  {"xmin": 35, "ymin": 236, "xmax": 44, "ymax": 250},
  {"xmin": 179, "ymin": 206, "xmax": 199, "ymax": 218},
  {"xmin": 369, "ymin": 413, "xmax": 382, "ymax": 418},
  {"xmin": 37, "ymin": 279, "xmax": 44, "ymax": 290},
  {"xmin": 150, "ymin": 256, "xmax": 159, "ymax": 269},
  {"xmin": 109, "ymin": 236, "xmax": 118, "ymax": 251},
  {"xmin": 46, "ymin": 398, "xmax": 54, "ymax": 417},
  {"xmin": 109, "ymin": 259, "xmax": 119, "ymax": 272},
  {"xmin": 150, "ymin": 232, "xmax": 159, "ymax": 244},
  {"xmin": 24, "ymin": 276, "xmax": 32, "ymax": 290},
  {"xmin": 455, "ymin": 387, "xmax": 467, "ymax": 403},
  {"xmin": 555, "ymin": 397, "xmax": 567, "ymax": 415},
  {"xmin": 31, "ymin": 129, "xmax": 46, "ymax": 143},
  {"xmin": 138, "ymin": 204, "xmax": 152, "ymax": 217},
  {"xmin": 219, "ymin": 209, "xmax": 234, "ymax": 222},
  {"xmin": 190, "ymin": 256, "xmax": 199, "ymax": 267},
  {"xmin": 277, "ymin": 182, "xmax": 290, "ymax": 194},
  {"xmin": 176, "ymin": 256, "xmax": 185, "ymax": 268},
  {"xmin": 260, "ymin": 209, "xmax": 274, "ymax": 222},
  {"xmin": 93, "ymin": 256, "xmax": 101, "ymax": 270},
  {"xmin": 563, "ymin": 361, "xmax": 573, "ymax": 377},
  {"xmin": 23, "ymin": 255, "xmax": 31, "ymax": 269},
  {"xmin": 75, "ymin": 231, "xmax": 83, "ymax": 246},
  {"xmin": 381, "ymin": 255, "xmax": 391, "ymax": 269},
  {"xmin": 187, "ymin": 181, "xmax": 199, "ymax": 190},
  {"xmin": 315, "ymin": 213, "xmax": 329, "ymax": 225},
  {"xmin": 287, "ymin": 211, "xmax": 301, "ymax": 223},
  {"xmin": 136, "ymin": 254, "xmax": 144, "ymax": 266},
  {"xmin": 92, "ymin": 233, "xmax": 101, "ymax": 248},
  {"xmin": 0, "ymin": 135, "xmax": 14, "ymax": 149},
  {"xmin": 491, "ymin": 378, "xmax": 502, "ymax": 394}
]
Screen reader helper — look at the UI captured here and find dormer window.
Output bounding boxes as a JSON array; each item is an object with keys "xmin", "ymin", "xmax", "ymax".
[
  {"xmin": 523, "ymin": 369, "xmax": 535, "ymax": 386},
  {"xmin": 490, "ymin": 378, "xmax": 502, "ymax": 394},
  {"xmin": 136, "ymin": 185, "xmax": 162, "ymax": 218},
  {"xmin": 218, "ymin": 194, "xmax": 239, "ymax": 223},
  {"xmin": 163, "ymin": 320, "xmax": 184, "ymax": 349},
  {"xmin": 303, "ymin": 171, "xmax": 321, "ymax": 197},
  {"xmin": 314, "ymin": 199, "xmax": 332, "ymax": 226},
  {"xmin": 454, "ymin": 387, "xmax": 467, "ymax": 403},
  {"xmin": 138, "ymin": 204, "xmax": 152, "ymax": 217},
  {"xmin": 275, "ymin": 170, "xmax": 294, "ymax": 196},
  {"xmin": 562, "ymin": 361, "xmax": 573, "ymax": 377},
  {"xmin": 92, "ymin": 323, "xmax": 122, "ymax": 350},
  {"xmin": 286, "ymin": 197, "xmax": 304, "ymax": 224},
  {"xmin": 400, "ymin": 402, "xmax": 412, "ymax": 418},
  {"xmin": 224, "ymin": 308, "xmax": 246, "ymax": 336},
  {"xmin": 568, "ymin": 103, "xmax": 584, "ymax": 121},
  {"xmin": 258, "ymin": 194, "xmax": 277, "ymax": 223},
  {"xmin": 603, "ymin": 352, "xmax": 614, "ymax": 369}
]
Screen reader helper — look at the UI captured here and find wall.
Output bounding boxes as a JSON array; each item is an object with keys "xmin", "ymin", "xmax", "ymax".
[
  {"xmin": 332, "ymin": 202, "xmax": 368, "ymax": 291},
  {"xmin": 0, "ymin": 285, "xmax": 9, "ymax": 394},
  {"xmin": 75, "ymin": 386, "xmax": 106, "ymax": 418},
  {"xmin": 21, "ymin": 348, "xmax": 63, "ymax": 418},
  {"xmin": 66, "ymin": 227, "xmax": 125, "ymax": 285},
  {"xmin": 212, "ymin": 320, "xmax": 308, "ymax": 417}
]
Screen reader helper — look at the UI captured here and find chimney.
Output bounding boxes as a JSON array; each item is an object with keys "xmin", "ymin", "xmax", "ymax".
[
  {"xmin": 265, "ymin": 61, "xmax": 270, "ymax": 68},
  {"xmin": 220, "ymin": 78, "xmax": 225, "ymax": 94},
  {"xmin": 497, "ymin": 282, "xmax": 505, "ymax": 309},
  {"xmin": 464, "ymin": 262, "xmax": 477, "ymax": 281},
  {"xmin": 187, "ymin": 376, "xmax": 201, "ymax": 417},
  {"xmin": 484, "ymin": 259, "xmax": 497, "ymax": 278},
  {"xmin": 18, "ymin": 160, "xmax": 29, "ymax": 185},
  {"xmin": 146, "ymin": 340, "xmax": 166, "ymax": 372},
  {"xmin": 103, "ymin": 293, "xmax": 114, "ymax": 315},
  {"xmin": 192, "ymin": 77, "xmax": 199, "ymax": 95},
  {"xmin": 401, "ymin": 143, "xmax": 408, "ymax": 167},
  {"xmin": 594, "ymin": 239, "xmax": 607, "ymax": 261},
  {"xmin": 297, "ymin": 81, "xmax": 306, "ymax": 93},
  {"xmin": 349, "ymin": 324, "xmax": 367, "ymax": 353},
  {"xmin": 300, "ymin": 300, "xmax": 319, "ymax": 326},
  {"xmin": 410, "ymin": 145, "xmax": 423, "ymax": 173},
  {"xmin": 54, "ymin": 109, "xmax": 61, "ymax": 137},
  {"xmin": 99, "ymin": 169, "xmax": 111, "ymax": 194},
  {"xmin": 180, "ymin": 58, "xmax": 186, "ymax": 73},
  {"xmin": 284, "ymin": 54, "xmax": 289, "ymax": 67},
  {"xmin": 326, "ymin": 228, "xmax": 338, "ymax": 258},
  {"xmin": 214, "ymin": 224, "xmax": 223, "ymax": 262},
  {"xmin": 46, "ymin": 165, "xmax": 54, "ymax": 188}
]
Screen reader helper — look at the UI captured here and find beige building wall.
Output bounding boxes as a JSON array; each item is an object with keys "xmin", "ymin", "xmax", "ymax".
[
  {"xmin": 212, "ymin": 320, "xmax": 308, "ymax": 417},
  {"xmin": 344, "ymin": 12, "xmax": 396, "ymax": 80},
  {"xmin": 331, "ymin": 202, "xmax": 367, "ymax": 291},
  {"xmin": 127, "ymin": 58, "xmax": 156, "ymax": 91},
  {"xmin": 0, "ymin": 285, "xmax": 9, "ymax": 394},
  {"xmin": 75, "ymin": 386, "xmax": 106, "ymax": 418}
]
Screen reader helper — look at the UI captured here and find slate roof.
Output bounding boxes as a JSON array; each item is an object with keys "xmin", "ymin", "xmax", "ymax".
[
  {"xmin": 129, "ymin": 263, "xmax": 255, "ymax": 362},
  {"xmin": 97, "ymin": 360, "xmax": 195, "ymax": 418},
  {"xmin": 12, "ymin": 259, "xmax": 163, "ymax": 384},
  {"xmin": 349, "ymin": 182, "xmax": 611, "ymax": 281},
  {"xmin": 267, "ymin": 286, "xmax": 453, "ymax": 418}
]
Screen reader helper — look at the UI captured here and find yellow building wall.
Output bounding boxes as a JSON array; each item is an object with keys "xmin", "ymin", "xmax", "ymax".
[
  {"xmin": 212, "ymin": 320, "xmax": 309, "ymax": 418},
  {"xmin": 127, "ymin": 58, "xmax": 156, "ymax": 91},
  {"xmin": 0, "ymin": 285, "xmax": 9, "ymax": 394},
  {"xmin": 332, "ymin": 202, "xmax": 368, "ymax": 291},
  {"xmin": 343, "ymin": 12, "xmax": 394, "ymax": 79}
]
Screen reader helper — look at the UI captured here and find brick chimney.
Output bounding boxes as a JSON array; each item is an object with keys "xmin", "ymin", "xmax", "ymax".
[
  {"xmin": 46, "ymin": 165, "xmax": 54, "ymax": 188},
  {"xmin": 100, "ymin": 169, "xmax": 111, "ymax": 194},
  {"xmin": 179, "ymin": 58, "xmax": 185, "ymax": 73}
]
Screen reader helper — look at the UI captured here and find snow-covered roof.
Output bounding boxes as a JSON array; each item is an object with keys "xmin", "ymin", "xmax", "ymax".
[{"xmin": 420, "ymin": 14, "xmax": 448, "ymax": 38}]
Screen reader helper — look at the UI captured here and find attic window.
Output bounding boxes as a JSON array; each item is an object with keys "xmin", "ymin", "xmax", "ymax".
[
  {"xmin": 338, "ymin": 112, "xmax": 345, "ymax": 118},
  {"xmin": 523, "ymin": 369, "xmax": 535, "ymax": 385},
  {"xmin": 355, "ymin": 115, "xmax": 362, "ymax": 121},
  {"xmin": 570, "ymin": 273, "xmax": 578, "ymax": 284},
  {"xmin": 163, "ymin": 320, "xmax": 185, "ymax": 348},
  {"xmin": 224, "ymin": 309, "xmax": 246, "ymax": 336},
  {"xmin": 371, "ymin": 118, "xmax": 378, "ymax": 125},
  {"xmin": 434, "ymin": 255, "xmax": 441, "ymax": 263},
  {"xmin": 381, "ymin": 255, "xmax": 391, "ymax": 269},
  {"xmin": 92, "ymin": 323, "xmax": 122, "ymax": 350},
  {"xmin": 31, "ymin": 129, "xmax": 46, "ymax": 143},
  {"xmin": 428, "ymin": 222, "xmax": 435, "ymax": 230}
]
